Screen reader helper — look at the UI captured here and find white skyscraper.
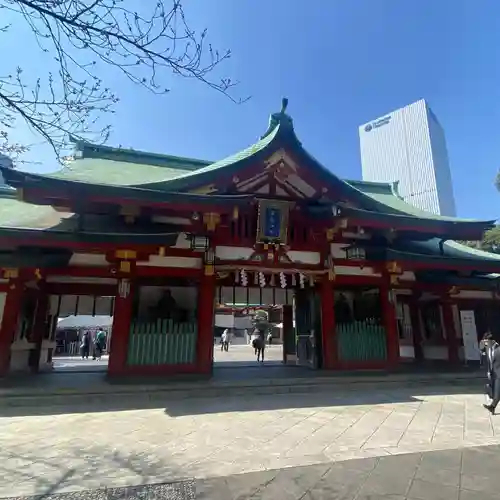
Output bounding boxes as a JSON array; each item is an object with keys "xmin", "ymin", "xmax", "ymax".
[{"xmin": 359, "ymin": 99, "xmax": 456, "ymax": 216}]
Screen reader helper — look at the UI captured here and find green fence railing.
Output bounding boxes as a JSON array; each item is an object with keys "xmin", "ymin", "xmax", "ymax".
[
  {"xmin": 337, "ymin": 322, "xmax": 387, "ymax": 361},
  {"xmin": 127, "ymin": 320, "xmax": 197, "ymax": 366}
]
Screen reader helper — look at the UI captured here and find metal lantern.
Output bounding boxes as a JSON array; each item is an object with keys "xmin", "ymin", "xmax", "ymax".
[
  {"xmin": 345, "ymin": 245, "xmax": 366, "ymax": 261},
  {"xmin": 189, "ymin": 234, "xmax": 210, "ymax": 251}
]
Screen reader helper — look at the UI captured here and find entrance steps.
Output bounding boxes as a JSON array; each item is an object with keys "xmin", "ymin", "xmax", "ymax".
[{"xmin": 0, "ymin": 367, "xmax": 484, "ymax": 411}]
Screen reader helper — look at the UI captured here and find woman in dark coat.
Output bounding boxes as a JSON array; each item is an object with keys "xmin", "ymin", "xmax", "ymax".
[{"xmin": 80, "ymin": 331, "xmax": 90, "ymax": 359}]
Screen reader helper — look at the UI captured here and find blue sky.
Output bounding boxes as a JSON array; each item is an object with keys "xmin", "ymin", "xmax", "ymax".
[{"xmin": 4, "ymin": 0, "xmax": 500, "ymax": 220}]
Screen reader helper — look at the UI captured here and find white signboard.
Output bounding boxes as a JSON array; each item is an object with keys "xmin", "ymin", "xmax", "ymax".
[{"xmin": 460, "ymin": 310, "xmax": 480, "ymax": 361}]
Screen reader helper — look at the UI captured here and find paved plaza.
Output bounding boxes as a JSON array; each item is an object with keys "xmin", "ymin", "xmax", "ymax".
[
  {"xmin": 213, "ymin": 343, "xmax": 284, "ymax": 365},
  {"xmin": 0, "ymin": 383, "xmax": 499, "ymax": 498}
]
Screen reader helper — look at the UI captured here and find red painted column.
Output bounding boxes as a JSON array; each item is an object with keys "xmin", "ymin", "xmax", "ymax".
[
  {"xmin": 380, "ymin": 283, "xmax": 400, "ymax": 368},
  {"xmin": 196, "ymin": 272, "xmax": 216, "ymax": 375},
  {"xmin": 108, "ymin": 279, "xmax": 134, "ymax": 376},
  {"xmin": 441, "ymin": 299, "xmax": 459, "ymax": 364},
  {"xmin": 320, "ymin": 275, "xmax": 337, "ymax": 369},
  {"xmin": 408, "ymin": 294, "xmax": 424, "ymax": 362},
  {"xmin": 0, "ymin": 280, "xmax": 24, "ymax": 377},
  {"xmin": 29, "ymin": 289, "xmax": 49, "ymax": 372}
]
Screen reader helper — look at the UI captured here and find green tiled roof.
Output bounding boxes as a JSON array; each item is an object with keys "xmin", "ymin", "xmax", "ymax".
[
  {"xmin": 142, "ymin": 123, "xmax": 282, "ymax": 192},
  {"xmin": 0, "ymin": 190, "xmax": 67, "ymax": 229},
  {"xmin": 51, "ymin": 158, "xmax": 193, "ymax": 187},
  {"xmin": 345, "ymin": 180, "xmax": 479, "ymax": 223},
  {"xmin": 71, "ymin": 137, "xmax": 210, "ymax": 170}
]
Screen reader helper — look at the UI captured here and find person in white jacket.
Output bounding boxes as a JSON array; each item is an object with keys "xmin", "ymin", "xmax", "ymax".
[{"xmin": 221, "ymin": 329, "xmax": 231, "ymax": 352}]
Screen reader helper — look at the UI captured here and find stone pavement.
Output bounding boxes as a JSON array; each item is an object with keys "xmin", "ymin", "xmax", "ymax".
[
  {"xmin": 1, "ymin": 384, "xmax": 499, "ymax": 498},
  {"xmin": 213, "ymin": 343, "xmax": 284, "ymax": 366}
]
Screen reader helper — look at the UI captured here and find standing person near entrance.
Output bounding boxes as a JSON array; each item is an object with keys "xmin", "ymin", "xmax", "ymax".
[
  {"xmin": 80, "ymin": 331, "xmax": 90, "ymax": 359},
  {"xmin": 481, "ymin": 332, "xmax": 500, "ymax": 414},
  {"xmin": 221, "ymin": 328, "xmax": 231, "ymax": 352},
  {"xmin": 93, "ymin": 327, "xmax": 106, "ymax": 360}
]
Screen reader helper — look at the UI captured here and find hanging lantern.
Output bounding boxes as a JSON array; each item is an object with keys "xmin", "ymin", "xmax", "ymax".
[{"xmin": 345, "ymin": 245, "xmax": 366, "ymax": 260}]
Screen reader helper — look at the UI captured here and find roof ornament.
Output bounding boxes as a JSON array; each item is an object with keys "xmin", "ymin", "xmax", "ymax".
[
  {"xmin": 280, "ymin": 97, "xmax": 288, "ymax": 114},
  {"xmin": 260, "ymin": 97, "xmax": 294, "ymax": 139}
]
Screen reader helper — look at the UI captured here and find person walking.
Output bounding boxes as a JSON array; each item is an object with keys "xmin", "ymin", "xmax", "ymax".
[
  {"xmin": 221, "ymin": 328, "xmax": 231, "ymax": 352},
  {"xmin": 481, "ymin": 332, "xmax": 500, "ymax": 414}
]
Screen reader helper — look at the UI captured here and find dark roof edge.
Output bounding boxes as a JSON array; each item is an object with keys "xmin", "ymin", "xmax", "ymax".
[{"xmin": 69, "ymin": 136, "xmax": 212, "ymax": 171}]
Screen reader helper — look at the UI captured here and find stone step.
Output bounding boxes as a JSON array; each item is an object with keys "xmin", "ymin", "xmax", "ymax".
[{"xmin": 0, "ymin": 370, "xmax": 484, "ymax": 409}]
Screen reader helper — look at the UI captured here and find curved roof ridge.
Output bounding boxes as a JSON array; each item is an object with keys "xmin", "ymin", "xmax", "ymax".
[
  {"xmin": 70, "ymin": 136, "xmax": 212, "ymax": 170},
  {"xmin": 445, "ymin": 239, "xmax": 500, "ymax": 261},
  {"xmin": 139, "ymin": 122, "xmax": 283, "ymax": 191},
  {"xmin": 345, "ymin": 179, "xmax": 396, "ymax": 194}
]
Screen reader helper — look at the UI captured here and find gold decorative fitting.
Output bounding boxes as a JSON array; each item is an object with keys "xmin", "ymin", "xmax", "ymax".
[
  {"xmin": 158, "ymin": 247, "xmax": 166, "ymax": 257},
  {"xmin": 204, "ymin": 264, "xmax": 215, "ymax": 276},
  {"xmin": 328, "ymin": 269, "xmax": 336, "ymax": 281},
  {"xmin": 390, "ymin": 274, "xmax": 399, "ymax": 286},
  {"xmin": 263, "ymin": 243, "xmax": 269, "ymax": 251},
  {"xmin": 115, "ymin": 249, "xmax": 137, "ymax": 260},
  {"xmin": 232, "ymin": 206, "xmax": 239, "ymax": 221},
  {"xmin": 386, "ymin": 261, "xmax": 402, "ymax": 274},
  {"xmin": 119, "ymin": 261, "xmax": 131, "ymax": 273},
  {"xmin": 190, "ymin": 184, "xmax": 217, "ymax": 195},
  {"xmin": 119, "ymin": 205, "xmax": 140, "ymax": 217},
  {"xmin": 203, "ymin": 213, "xmax": 220, "ymax": 232},
  {"xmin": 3, "ymin": 268, "xmax": 19, "ymax": 279},
  {"xmin": 34, "ymin": 268, "xmax": 42, "ymax": 280}
]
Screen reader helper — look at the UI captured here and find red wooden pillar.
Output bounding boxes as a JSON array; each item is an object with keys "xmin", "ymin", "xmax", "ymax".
[
  {"xmin": 30, "ymin": 288, "xmax": 49, "ymax": 372},
  {"xmin": 108, "ymin": 279, "xmax": 134, "ymax": 376},
  {"xmin": 320, "ymin": 275, "xmax": 337, "ymax": 369},
  {"xmin": 282, "ymin": 305, "xmax": 293, "ymax": 363},
  {"xmin": 409, "ymin": 293, "xmax": 424, "ymax": 362},
  {"xmin": 381, "ymin": 283, "xmax": 400, "ymax": 368},
  {"xmin": 0, "ymin": 280, "xmax": 24, "ymax": 377},
  {"xmin": 196, "ymin": 271, "xmax": 216, "ymax": 375},
  {"xmin": 441, "ymin": 299, "xmax": 459, "ymax": 364}
]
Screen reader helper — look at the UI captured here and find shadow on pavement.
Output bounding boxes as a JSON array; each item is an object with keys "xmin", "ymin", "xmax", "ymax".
[
  {"xmin": 0, "ymin": 380, "xmax": 483, "ymax": 418},
  {"xmin": 2, "ymin": 441, "xmax": 499, "ymax": 498}
]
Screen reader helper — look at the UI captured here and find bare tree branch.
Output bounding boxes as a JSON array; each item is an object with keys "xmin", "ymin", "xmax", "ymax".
[{"xmin": 0, "ymin": 0, "xmax": 244, "ymax": 162}]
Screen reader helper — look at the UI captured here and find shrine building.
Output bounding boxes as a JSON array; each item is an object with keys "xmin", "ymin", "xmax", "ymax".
[{"xmin": 0, "ymin": 99, "xmax": 499, "ymax": 377}]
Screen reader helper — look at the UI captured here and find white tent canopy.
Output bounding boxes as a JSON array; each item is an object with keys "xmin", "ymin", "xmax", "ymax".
[{"xmin": 57, "ymin": 315, "xmax": 113, "ymax": 329}]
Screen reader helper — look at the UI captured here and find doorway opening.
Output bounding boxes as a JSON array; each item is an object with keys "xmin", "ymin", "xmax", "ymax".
[
  {"xmin": 52, "ymin": 294, "xmax": 114, "ymax": 373},
  {"xmin": 213, "ymin": 279, "xmax": 322, "ymax": 373}
]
